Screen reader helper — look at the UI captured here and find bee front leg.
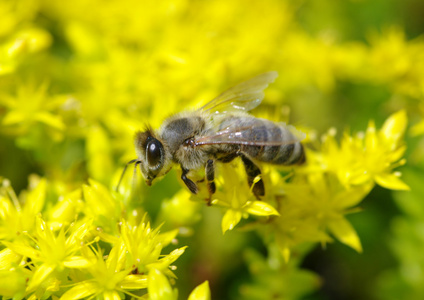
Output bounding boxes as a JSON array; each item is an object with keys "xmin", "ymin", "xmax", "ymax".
[
  {"xmin": 181, "ymin": 167, "xmax": 198, "ymax": 194},
  {"xmin": 205, "ymin": 159, "xmax": 216, "ymax": 206},
  {"xmin": 240, "ymin": 155, "xmax": 265, "ymax": 200}
]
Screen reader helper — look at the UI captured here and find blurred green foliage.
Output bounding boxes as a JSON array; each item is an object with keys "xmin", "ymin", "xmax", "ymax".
[{"xmin": 0, "ymin": 0, "xmax": 424, "ymax": 299}]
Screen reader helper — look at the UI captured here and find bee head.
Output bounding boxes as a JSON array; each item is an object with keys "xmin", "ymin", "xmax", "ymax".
[{"xmin": 134, "ymin": 129, "xmax": 171, "ymax": 186}]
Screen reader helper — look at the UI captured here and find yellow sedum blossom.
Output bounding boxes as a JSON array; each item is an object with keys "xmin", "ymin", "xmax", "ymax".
[
  {"xmin": 212, "ymin": 163, "xmax": 280, "ymax": 234},
  {"xmin": 118, "ymin": 217, "xmax": 184, "ymax": 276},
  {"xmin": 269, "ymin": 111, "xmax": 409, "ymax": 261},
  {"xmin": 0, "ymin": 178, "xmax": 188, "ymax": 299},
  {"xmin": 273, "ymin": 172, "xmax": 369, "ymax": 262},
  {"xmin": 0, "ymin": 177, "xmax": 46, "ymax": 241},
  {"xmin": 320, "ymin": 110, "xmax": 409, "ymax": 190},
  {"xmin": 1, "ymin": 82, "xmax": 65, "ymax": 137},
  {"xmin": 0, "ymin": 0, "xmax": 419, "ymax": 298},
  {"xmin": 60, "ymin": 244, "xmax": 147, "ymax": 300},
  {"xmin": 3, "ymin": 216, "xmax": 92, "ymax": 296}
]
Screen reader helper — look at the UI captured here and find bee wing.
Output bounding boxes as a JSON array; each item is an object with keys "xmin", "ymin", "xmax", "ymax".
[
  {"xmin": 199, "ymin": 71, "xmax": 278, "ymax": 114},
  {"xmin": 194, "ymin": 123, "xmax": 304, "ymax": 147}
]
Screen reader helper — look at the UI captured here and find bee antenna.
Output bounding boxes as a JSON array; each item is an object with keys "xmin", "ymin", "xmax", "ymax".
[
  {"xmin": 116, "ymin": 159, "xmax": 139, "ymax": 192},
  {"xmin": 132, "ymin": 160, "xmax": 141, "ymax": 190}
]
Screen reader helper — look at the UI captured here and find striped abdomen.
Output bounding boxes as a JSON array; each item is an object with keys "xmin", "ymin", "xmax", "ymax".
[{"xmin": 217, "ymin": 116, "xmax": 305, "ymax": 165}]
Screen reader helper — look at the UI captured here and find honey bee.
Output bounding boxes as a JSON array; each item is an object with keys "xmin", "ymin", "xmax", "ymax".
[{"xmin": 118, "ymin": 72, "xmax": 305, "ymax": 201}]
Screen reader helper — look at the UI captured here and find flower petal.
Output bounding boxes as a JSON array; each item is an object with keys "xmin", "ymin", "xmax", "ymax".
[
  {"xmin": 27, "ymin": 264, "xmax": 55, "ymax": 292},
  {"xmin": 381, "ymin": 110, "xmax": 407, "ymax": 143},
  {"xmin": 24, "ymin": 178, "xmax": 47, "ymax": 218},
  {"xmin": 2, "ymin": 111, "xmax": 27, "ymax": 125},
  {"xmin": 244, "ymin": 201, "xmax": 280, "ymax": 217},
  {"xmin": 157, "ymin": 229, "xmax": 179, "ymax": 247},
  {"xmin": 2, "ymin": 241, "xmax": 40, "ymax": 260},
  {"xmin": 63, "ymin": 256, "xmax": 91, "ymax": 268},
  {"xmin": 221, "ymin": 209, "xmax": 242, "ymax": 234},
  {"xmin": 120, "ymin": 274, "xmax": 148, "ymax": 289},
  {"xmin": 0, "ymin": 248, "xmax": 22, "ymax": 269},
  {"xmin": 148, "ymin": 269, "xmax": 177, "ymax": 300},
  {"xmin": 103, "ymin": 290, "xmax": 121, "ymax": 300},
  {"xmin": 34, "ymin": 112, "xmax": 65, "ymax": 130},
  {"xmin": 60, "ymin": 281, "xmax": 98, "ymax": 300},
  {"xmin": 188, "ymin": 281, "xmax": 211, "ymax": 300},
  {"xmin": 327, "ymin": 217, "xmax": 362, "ymax": 252},
  {"xmin": 374, "ymin": 173, "xmax": 410, "ymax": 191}
]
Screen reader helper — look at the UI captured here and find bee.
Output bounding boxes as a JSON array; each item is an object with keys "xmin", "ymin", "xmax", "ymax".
[{"xmin": 118, "ymin": 72, "xmax": 305, "ymax": 202}]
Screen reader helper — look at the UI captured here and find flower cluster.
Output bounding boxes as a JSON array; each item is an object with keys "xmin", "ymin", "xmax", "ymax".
[
  {"xmin": 0, "ymin": 178, "xmax": 209, "ymax": 299},
  {"xmin": 209, "ymin": 110, "xmax": 408, "ymax": 262},
  {"xmin": 0, "ymin": 0, "xmax": 421, "ymax": 299}
]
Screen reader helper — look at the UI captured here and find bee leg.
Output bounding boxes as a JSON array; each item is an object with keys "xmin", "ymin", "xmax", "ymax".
[
  {"xmin": 240, "ymin": 155, "xmax": 265, "ymax": 199},
  {"xmin": 181, "ymin": 167, "xmax": 198, "ymax": 194},
  {"xmin": 205, "ymin": 159, "xmax": 216, "ymax": 206}
]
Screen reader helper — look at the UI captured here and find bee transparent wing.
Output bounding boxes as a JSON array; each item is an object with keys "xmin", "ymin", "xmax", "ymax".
[
  {"xmin": 199, "ymin": 71, "xmax": 278, "ymax": 114},
  {"xmin": 194, "ymin": 123, "xmax": 304, "ymax": 147}
]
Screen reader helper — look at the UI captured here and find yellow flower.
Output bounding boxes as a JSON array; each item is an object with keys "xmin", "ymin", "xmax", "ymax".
[
  {"xmin": 273, "ymin": 172, "xmax": 371, "ymax": 262},
  {"xmin": 61, "ymin": 216, "xmax": 185, "ymax": 299},
  {"xmin": 212, "ymin": 163, "xmax": 280, "ymax": 234},
  {"xmin": 367, "ymin": 27, "xmax": 424, "ymax": 99},
  {"xmin": 2, "ymin": 216, "xmax": 92, "ymax": 297},
  {"xmin": 60, "ymin": 244, "xmax": 148, "ymax": 300},
  {"xmin": 0, "ymin": 27, "xmax": 52, "ymax": 75},
  {"xmin": 320, "ymin": 110, "xmax": 409, "ymax": 190},
  {"xmin": 0, "ymin": 177, "xmax": 46, "ymax": 241},
  {"xmin": 0, "ymin": 82, "xmax": 65, "ymax": 136},
  {"xmin": 47, "ymin": 188, "xmax": 85, "ymax": 230},
  {"xmin": 82, "ymin": 179, "xmax": 123, "ymax": 235},
  {"xmin": 118, "ymin": 217, "xmax": 183, "ymax": 276}
]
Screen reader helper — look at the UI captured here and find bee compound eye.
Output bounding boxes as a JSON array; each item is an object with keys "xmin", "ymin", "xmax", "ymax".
[{"xmin": 146, "ymin": 139, "xmax": 163, "ymax": 168}]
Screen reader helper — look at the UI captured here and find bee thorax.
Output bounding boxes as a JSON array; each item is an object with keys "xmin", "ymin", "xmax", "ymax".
[{"xmin": 175, "ymin": 146, "xmax": 209, "ymax": 170}]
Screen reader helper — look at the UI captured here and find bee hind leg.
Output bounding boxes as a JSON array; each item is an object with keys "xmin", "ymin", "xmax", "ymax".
[
  {"xmin": 240, "ymin": 155, "xmax": 265, "ymax": 200},
  {"xmin": 205, "ymin": 159, "xmax": 216, "ymax": 206},
  {"xmin": 181, "ymin": 167, "xmax": 198, "ymax": 194}
]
